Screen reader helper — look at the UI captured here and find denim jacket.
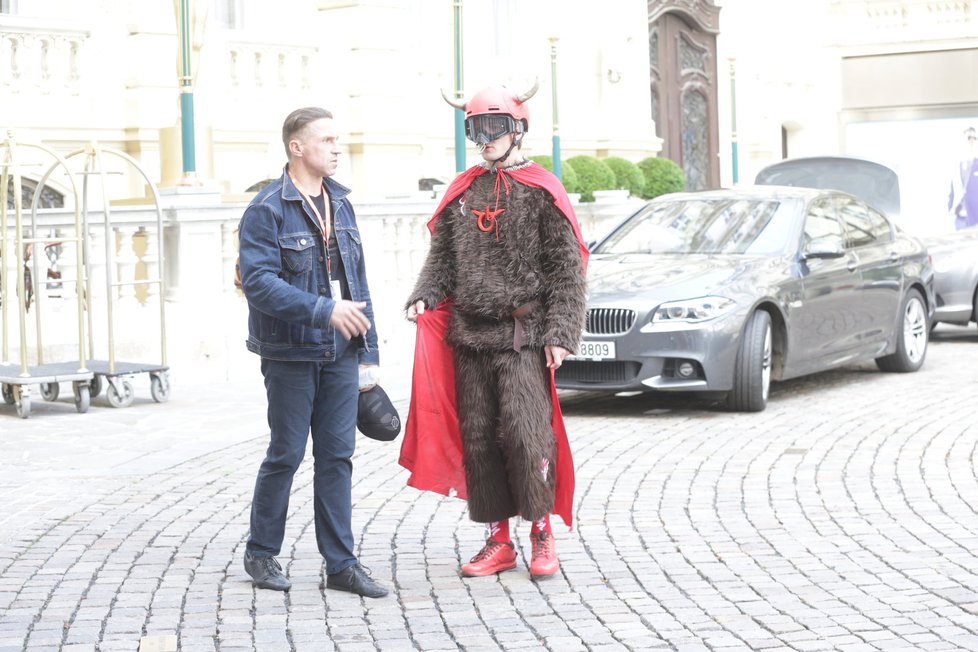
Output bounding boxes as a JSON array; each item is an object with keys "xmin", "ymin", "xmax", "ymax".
[{"xmin": 238, "ymin": 166, "xmax": 379, "ymax": 364}]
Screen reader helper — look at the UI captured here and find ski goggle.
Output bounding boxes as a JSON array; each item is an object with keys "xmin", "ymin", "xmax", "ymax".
[{"xmin": 465, "ymin": 114, "xmax": 520, "ymax": 145}]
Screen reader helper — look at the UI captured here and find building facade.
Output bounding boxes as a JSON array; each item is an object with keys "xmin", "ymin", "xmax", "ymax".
[
  {"xmin": 714, "ymin": 0, "xmax": 978, "ymax": 235},
  {"xmin": 2, "ymin": 0, "xmax": 976, "ymax": 373}
]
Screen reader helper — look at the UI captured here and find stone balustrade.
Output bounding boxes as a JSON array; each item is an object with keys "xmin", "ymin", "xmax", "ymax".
[
  {"xmin": 0, "ymin": 17, "xmax": 89, "ymax": 96},
  {"xmin": 3, "ymin": 187, "xmax": 642, "ymax": 378},
  {"xmin": 829, "ymin": 0, "xmax": 976, "ymax": 45}
]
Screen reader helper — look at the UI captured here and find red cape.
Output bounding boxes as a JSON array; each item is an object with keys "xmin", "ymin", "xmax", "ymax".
[{"xmin": 398, "ymin": 163, "xmax": 587, "ymax": 527}]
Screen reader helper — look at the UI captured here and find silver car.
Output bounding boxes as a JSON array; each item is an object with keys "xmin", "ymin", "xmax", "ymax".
[
  {"xmin": 556, "ymin": 172, "xmax": 934, "ymax": 412},
  {"xmin": 923, "ymin": 228, "xmax": 978, "ymax": 331}
]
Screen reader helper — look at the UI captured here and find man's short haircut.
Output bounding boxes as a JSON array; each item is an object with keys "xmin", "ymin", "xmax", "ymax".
[{"xmin": 282, "ymin": 107, "xmax": 333, "ymax": 158}]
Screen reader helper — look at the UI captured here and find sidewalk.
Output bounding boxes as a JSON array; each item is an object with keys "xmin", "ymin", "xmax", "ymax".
[{"xmin": 2, "ymin": 326, "xmax": 978, "ymax": 651}]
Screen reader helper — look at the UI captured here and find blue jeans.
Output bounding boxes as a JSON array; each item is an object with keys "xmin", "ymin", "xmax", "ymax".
[{"xmin": 246, "ymin": 340, "xmax": 359, "ymax": 575}]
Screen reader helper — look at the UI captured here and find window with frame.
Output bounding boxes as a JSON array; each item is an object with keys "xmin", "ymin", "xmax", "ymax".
[
  {"xmin": 803, "ymin": 198, "xmax": 844, "ymax": 247},
  {"xmin": 839, "ymin": 198, "xmax": 891, "ymax": 248}
]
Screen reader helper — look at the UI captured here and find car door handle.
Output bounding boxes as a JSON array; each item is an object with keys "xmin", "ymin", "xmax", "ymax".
[
  {"xmin": 846, "ymin": 256, "xmax": 859, "ymax": 272},
  {"xmin": 889, "ymin": 251, "xmax": 899, "ymax": 262}
]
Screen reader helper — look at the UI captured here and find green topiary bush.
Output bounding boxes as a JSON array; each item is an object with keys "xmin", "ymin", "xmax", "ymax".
[
  {"xmin": 528, "ymin": 154, "xmax": 552, "ymax": 170},
  {"xmin": 558, "ymin": 158, "xmax": 580, "ymax": 195},
  {"xmin": 529, "ymin": 154, "xmax": 580, "ymax": 195},
  {"xmin": 637, "ymin": 156, "xmax": 686, "ymax": 199},
  {"xmin": 602, "ymin": 156, "xmax": 645, "ymax": 197},
  {"xmin": 566, "ymin": 155, "xmax": 616, "ymax": 202}
]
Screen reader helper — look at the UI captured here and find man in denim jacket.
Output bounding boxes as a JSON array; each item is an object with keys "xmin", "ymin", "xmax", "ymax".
[{"xmin": 237, "ymin": 107, "xmax": 387, "ymax": 598}]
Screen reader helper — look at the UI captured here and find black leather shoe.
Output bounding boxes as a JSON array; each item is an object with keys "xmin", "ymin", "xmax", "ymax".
[
  {"xmin": 325, "ymin": 563, "xmax": 388, "ymax": 598},
  {"xmin": 244, "ymin": 550, "xmax": 291, "ymax": 592}
]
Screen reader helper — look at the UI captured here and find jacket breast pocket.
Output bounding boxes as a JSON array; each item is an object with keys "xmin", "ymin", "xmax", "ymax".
[
  {"xmin": 279, "ymin": 234, "xmax": 317, "ymax": 274},
  {"xmin": 336, "ymin": 228, "xmax": 362, "ymax": 267}
]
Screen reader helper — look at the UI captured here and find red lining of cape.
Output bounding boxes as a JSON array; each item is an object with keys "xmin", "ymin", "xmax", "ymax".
[{"xmin": 398, "ymin": 162, "xmax": 587, "ymax": 527}]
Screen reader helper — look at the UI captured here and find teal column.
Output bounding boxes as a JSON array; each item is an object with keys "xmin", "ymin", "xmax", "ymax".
[
  {"xmin": 549, "ymin": 37, "xmax": 561, "ymax": 181},
  {"xmin": 453, "ymin": 0, "xmax": 465, "ymax": 173},
  {"xmin": 729, "ymin": 59, "xmax": 738, "ymax": 185},
  {"xmin": 178, "ymin": 0, "xmax": 197, "ymax": 177}
]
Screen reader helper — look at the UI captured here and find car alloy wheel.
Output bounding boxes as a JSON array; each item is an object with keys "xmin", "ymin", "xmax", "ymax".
[
  {"xmin": 902, "ymin": 294, "xmax": 927, "ymax": 364},
  {"xmin": 876, "ymin": 288, "xmax": 928, "ymax": 373}
]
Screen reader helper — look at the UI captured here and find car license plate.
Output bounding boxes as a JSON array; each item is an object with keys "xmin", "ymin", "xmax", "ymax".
[{"xmin": 571, "ymin": 341, "xmax": 616, "ymax": 360}]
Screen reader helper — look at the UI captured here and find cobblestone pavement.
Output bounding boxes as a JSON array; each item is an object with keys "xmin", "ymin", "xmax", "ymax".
[{"xmin": 2, "ymin": 325, "xmax": 978, "ymax": 652}]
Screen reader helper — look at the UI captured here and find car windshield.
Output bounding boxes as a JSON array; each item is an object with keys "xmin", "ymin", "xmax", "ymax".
[{"xmin": 595, "ymin": 197, "xmax": 795, "ymax": 255}]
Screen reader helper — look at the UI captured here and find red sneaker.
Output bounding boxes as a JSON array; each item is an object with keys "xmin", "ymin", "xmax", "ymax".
[
  {"xmin": 529, "ymin": 531, "xmax": 559, "ymax": 579},
  {"xmin": 461, "ymin": 539, "xmax": 517, "ymax": 577}
]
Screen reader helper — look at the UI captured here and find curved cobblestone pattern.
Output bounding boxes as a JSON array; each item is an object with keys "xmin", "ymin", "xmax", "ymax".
[{"xmin": 1, "ymin": 328, "xmax": 978, "ymax": 651}]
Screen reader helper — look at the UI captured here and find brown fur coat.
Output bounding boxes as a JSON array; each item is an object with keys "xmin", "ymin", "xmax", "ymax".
[
  {"xmin": 407, "ymin": 167, "xmax": 587, "ymax": 352},
  {"xmin": 406, "ymin": 164, "xmax": 587, "ymax": 523}
]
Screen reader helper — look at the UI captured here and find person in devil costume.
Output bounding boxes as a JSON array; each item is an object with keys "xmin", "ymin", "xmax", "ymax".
[{"xmin": 402, "ymin": 82, "xmax": 588, "ymax": 579}]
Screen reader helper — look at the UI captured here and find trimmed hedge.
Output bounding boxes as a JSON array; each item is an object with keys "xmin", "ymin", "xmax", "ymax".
[
  {"xmin": 528, "ymin": 154, "xmax": 580, "ymax": 195},
  {"xmin": 637, "ymin": 156, "xmax": 686, "ymax": 199},
  {"xmin": 565, "ymin": 155, "xmax": 616, "ymax": 202},
  {"xmin": 602, "ymin": 156, "xmax": 645, "ymax": 197}
]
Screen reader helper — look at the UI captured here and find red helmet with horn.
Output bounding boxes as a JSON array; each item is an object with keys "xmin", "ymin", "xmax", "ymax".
[{"xmin": 442, "ymin": 80, "xmax": 539, "ymax": 144}]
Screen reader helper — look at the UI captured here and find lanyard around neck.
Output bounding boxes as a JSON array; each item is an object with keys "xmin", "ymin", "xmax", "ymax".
[
  {"xmin": 289, "ymin": 170, "xmax": 334, "ymax": 277},
  {"xmin": 290, "ymin": 171, "xmax": 330, "ymax": 242}
]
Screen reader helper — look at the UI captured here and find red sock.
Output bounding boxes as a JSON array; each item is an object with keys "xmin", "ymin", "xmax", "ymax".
[
  {"xmin": 530, "ymin": 515, "xmax": 552, "ymax": 536},
  {"xmin": 488, "ymin": 520, "xmax": 510, "ymax": 543}
]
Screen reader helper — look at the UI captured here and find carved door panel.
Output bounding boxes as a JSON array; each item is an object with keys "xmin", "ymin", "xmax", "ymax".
[{"xmin": 649, "ymin": 5, "xmax": 720, "ymax": 190}]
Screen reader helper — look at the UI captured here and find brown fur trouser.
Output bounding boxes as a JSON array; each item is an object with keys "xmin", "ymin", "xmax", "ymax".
[{"xmin": 454, "ymin": 345, "xmax": 556, "ymax": 523}]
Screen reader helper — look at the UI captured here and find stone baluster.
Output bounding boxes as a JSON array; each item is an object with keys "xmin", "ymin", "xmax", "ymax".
[
  {"xmin": 40, "ymin": 230, "xmax": 62, "ymax": 300},
  {"xmin": 84, "ymin": 224, "xmax": 106, "ymax": 309},
  {"xmin": 229, "ymin": 48, "xmax": 239, "ymax": 88},
  {"xmin": 0, "ymin": 35, "xmax": 12, "ymax": 89},
  {"xmin": 58, "ymin": 227, "xmax": 79, "ymax": 301},
  {"xmin": 221, "ymin": 221, "xmax": 238, "ymax": 293},
  {"xmin": 140, "ymin": 225, "xmax": 160, "ymax": 305},
  {"xmin": 387, "ymin": 216, "xmax": 402, "ymax": 279},
  {"xmin": 410, "ymin": 215, "xmax": 429, "ymax": 276},
  {"xmin": 114, "ymin": 225, "xmax": 139, "ymax": 307}
]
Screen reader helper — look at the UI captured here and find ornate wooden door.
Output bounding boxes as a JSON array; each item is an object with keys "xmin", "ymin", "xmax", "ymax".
[{"xmin": 649, "ymin": 1, "xmax": 721, "ymax": 190}]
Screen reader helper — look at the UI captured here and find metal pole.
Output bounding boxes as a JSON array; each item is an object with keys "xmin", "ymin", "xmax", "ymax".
[
  {"xmin": 178, "ymin": 0, "xmax": 197, "ymax": 179},
  {"xmin": 453, "ymin": 0, "xmax": 466, "ymax": 173},
  {"xmin": 550, "ymin": 37, "xmax": 561, "ymax": 181},
  {"xmin": 729, "ymin": 59, "xmax": 739, "ymax": 185}
]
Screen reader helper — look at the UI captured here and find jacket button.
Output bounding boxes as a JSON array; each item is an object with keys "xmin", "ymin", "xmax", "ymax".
[
  {"xmin": 319, "ymin": 256, "xmax": 325, "ymax": 262},
  {"xmin": 319, "ymin": 288, "xmax": 328, "ymax": 295},
  {"xmin": 300, "ymin": 238, "xmax": 307, "ymax": 245}
]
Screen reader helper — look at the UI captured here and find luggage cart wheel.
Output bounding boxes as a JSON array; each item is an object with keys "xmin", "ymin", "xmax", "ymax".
[
  {"xmin": 90, "ymin": 375, "xmax": 103, "ymax": 398},
  {"xmin": 1, "ymin": 384, "xmax": 13, "ymax": 405},
  {"xmin": 106, "ymin": 379, "xmax": 135, "ymax": 409},
  {"xmin": 40, "ymin": 382, "xmax": 60, "ymax": 402},
  {"xmin": 14, "ymin": 386, "xmax": 30, "ymax": 419},
  {"xmin": 150, "ymin": 373, "xmax": 170, "ymax": 403},
  {"xmin": 73, "ymin": 381, "xmax": 90, "ymax": 414}
]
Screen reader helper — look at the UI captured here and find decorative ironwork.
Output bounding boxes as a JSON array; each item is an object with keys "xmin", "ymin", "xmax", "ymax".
[
  {"xmin": 680, "ymin": 36, "xmax": 707, "ymax": 74},
  {"xmin": 648, "ymin": 0, "xmax": 720, "ymax": 33},
  {"xmin": 649, "ymin": 29, "xmax": 659, "ymax": 71},
  {"xmin": 651, "ymin": 87, "xmax": 660, "ymax": 135},
  {"xmin": 682, "ymin": 89, "xmax": 709, "ymax": 190},
  {"xmin": 4, "ymin": 177, "xmax": 64, "ymax": 209}
]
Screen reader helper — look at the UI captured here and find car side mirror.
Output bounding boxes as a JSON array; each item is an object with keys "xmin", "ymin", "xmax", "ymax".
[{"xmin": 804, "ymin": 238, "xmax": 845, "ymax": 260}]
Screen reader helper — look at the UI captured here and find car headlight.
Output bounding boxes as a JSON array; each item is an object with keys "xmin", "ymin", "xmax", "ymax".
[{"xmin": 650, "ymin": 296, "xmax": 736, "ymax": 324}]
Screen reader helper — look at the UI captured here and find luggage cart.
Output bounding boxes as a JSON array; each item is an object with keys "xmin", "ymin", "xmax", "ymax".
[
  {"xmin": 34, "ymin": 142, "xmax": 169, "ymax": 408},
  {"xmin": 1, "ymin": 131, "xmax": 93, "ymax": 418}
]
